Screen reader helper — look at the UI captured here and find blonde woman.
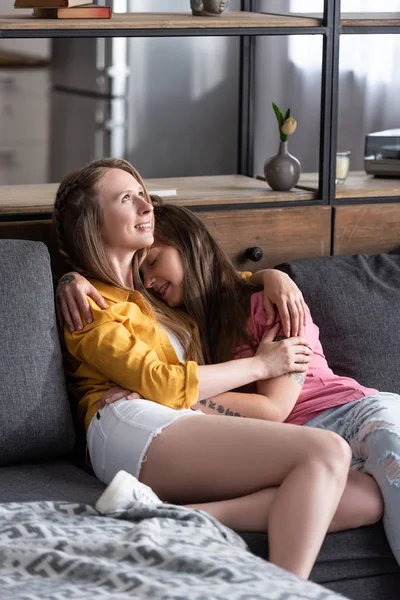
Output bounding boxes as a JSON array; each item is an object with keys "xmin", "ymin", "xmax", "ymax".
[{"xmin": 53, "ymin": 158, "xmax": 352, "ymax": 580}]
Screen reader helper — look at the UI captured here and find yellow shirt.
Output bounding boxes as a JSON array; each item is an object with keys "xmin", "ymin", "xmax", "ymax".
[{"xmin": 64, "ymin": 280, "xmax": 200, "ymax": 431}]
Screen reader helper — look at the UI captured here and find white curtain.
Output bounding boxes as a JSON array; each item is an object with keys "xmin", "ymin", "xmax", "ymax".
[{"xmin": 254, "ymin": 0, "xmax": 400, "ymax": 176}]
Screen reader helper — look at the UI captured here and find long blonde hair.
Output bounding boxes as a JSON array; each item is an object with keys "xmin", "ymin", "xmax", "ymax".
[{"xmin": 53, "ymin": 158, "xmax": 204, "ymax": 363}]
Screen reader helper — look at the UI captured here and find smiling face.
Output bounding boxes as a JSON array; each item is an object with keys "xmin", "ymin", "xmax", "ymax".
[
  {"xmin": 98, "ymin": 168, "xmax": 154, "ymax": 255},
  {"xmin": 140, "ymin": 244, "xmax": 185, "ymax": 307}
]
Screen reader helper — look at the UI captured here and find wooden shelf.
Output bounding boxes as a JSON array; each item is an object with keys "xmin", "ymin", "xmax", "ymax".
[
  {"xmin": 296, "ymin": 12, "xmax": 400, "ymax": 27},
  {"xmin": 340, "ymin": 13, "xmax": 400, "ymax": 27},
  {"xmin": 145, "ymin": 175, "xmax": 315, "ymax": 207},
  {"xmin": 3, "ymin": 11, "xmax": 398, "ymax": 34},
  {"xmin": 0, "ymin": 175, "xmax": 315, "ymax": 218},
  {"xmin": 296, "ymin": 171, "xmax": 400, "ymax": 200},
  {"xmin": 0, "ymin": 12, "xmax": 321, "ymax": 34}
]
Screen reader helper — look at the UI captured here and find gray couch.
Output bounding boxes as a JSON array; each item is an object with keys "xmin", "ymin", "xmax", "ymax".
[
  {"xmin": 1, "ymin": 239, "xmax": 399, "ymax": 599},
  {"xmin": 244, "ymin": 251, "xmax": 400, "ymax": 599},
  {"xmin": 0, "ymin": 240, "xmax": 105, "ymax": 507}
]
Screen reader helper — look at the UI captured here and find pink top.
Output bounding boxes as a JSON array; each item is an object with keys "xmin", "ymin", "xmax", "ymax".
[{"xmin": 234, "ymin": 291, "xmax": 376, "ymax": 425}]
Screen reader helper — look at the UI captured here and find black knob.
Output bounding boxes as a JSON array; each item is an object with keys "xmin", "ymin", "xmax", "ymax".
[{"xmin": 245, "ymin": 247, "xmax": 263, "ymax": 262}]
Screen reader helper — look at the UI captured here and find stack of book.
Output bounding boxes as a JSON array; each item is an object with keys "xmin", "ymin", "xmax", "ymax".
[{"xmin": 14, "ymin": 0, "xmax": 112, "ymax": 19}]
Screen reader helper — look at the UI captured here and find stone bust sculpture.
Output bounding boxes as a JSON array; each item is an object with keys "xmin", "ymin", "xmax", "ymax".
[{"xmin": 190, "ymin": 0, "xmax": 229, "ymax": 16}]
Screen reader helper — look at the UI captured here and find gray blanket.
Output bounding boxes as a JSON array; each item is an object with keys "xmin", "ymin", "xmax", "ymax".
[{"xmin": 0, "ymin": 501, "xmax": 347, "ymax": 599}]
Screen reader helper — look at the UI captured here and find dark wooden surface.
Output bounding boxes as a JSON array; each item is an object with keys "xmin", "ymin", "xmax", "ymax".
[
  {"xmin": 199, "ymin": 206, "xmax": 332, "ymax": 270},
  {"xmin": 0, "ymin": 176, "xmax": 315, "ymax": 217},
  {"xmin": 0, "ymin": 206, "xmax": 332, "ymax": 271},
  {"xmin": 334, "ymin": 204, "xmax": 400, "ymax": 256}
]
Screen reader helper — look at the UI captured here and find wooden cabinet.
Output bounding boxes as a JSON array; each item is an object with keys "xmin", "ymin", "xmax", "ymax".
[
  {"xmin": 0, "ymin": 178, "xmax": 331, "ymax": 269},
  {"xmin": 0, "ymin": 219, "xmax": 53, "ymax": 244},
  {"xmin": 199, "ymin": 206, "xmax": 331, "ymax": 270},
  {"xmin": 0, "ymin": 205, "xmax": 333, "ymax": 272},
  {"xmin": 334, "ymin": 204, "xmax": 400, "ymax": 256}
]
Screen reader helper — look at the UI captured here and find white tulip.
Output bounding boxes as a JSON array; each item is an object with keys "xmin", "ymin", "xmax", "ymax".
[{"xmin": 281, "ymin": 117, "xmax": 297, "ymax": 136}]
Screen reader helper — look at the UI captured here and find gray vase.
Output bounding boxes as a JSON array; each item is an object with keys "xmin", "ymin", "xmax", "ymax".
[
  {"xmin": 190, "ymin": 0, "xmax": 229, "ymax": 16},
  {"xmin": 264, "ymin": 141, "xmax": 301, "ymax": 191}
]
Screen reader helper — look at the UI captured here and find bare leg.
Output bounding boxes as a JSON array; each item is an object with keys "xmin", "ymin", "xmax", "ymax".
[
  {"xmin": 186, "ymin": 470, "xmax": 383, "ymax": 533},
  {"xmin": 331, "ymin": 470, "xmax": 383, "ymax": 530},
  {"xmin": 140, "ymin": 415, "xmax": 351, "ymax": 579}
]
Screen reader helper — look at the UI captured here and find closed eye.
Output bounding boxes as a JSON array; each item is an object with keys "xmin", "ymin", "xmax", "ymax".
[{"xmin": 145, "ymin": 251, "xmax": 158, "ymax": 267}]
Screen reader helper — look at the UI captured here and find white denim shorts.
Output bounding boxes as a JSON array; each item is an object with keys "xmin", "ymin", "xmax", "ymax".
[{"xmin": 87, "ymin": 398, "xmax": 203, "ymax": 485}]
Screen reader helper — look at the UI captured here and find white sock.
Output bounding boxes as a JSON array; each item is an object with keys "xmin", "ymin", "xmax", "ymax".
[{"xmin": 95, "ymin": 470, "xmax": 162, "ymax": 515}]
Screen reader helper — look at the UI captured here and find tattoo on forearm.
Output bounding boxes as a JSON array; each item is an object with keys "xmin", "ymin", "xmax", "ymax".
[
  {"xmin": 58, "ymin": 274, "xmax": 75, "ymax": 287},
  {"xmin": 201, "ymin": 399, "xmax": 241, "ymax": 417},
  {"xmin": 274, "ymin": 335, "xmax": 306, "ymax": 386},
  {"xmin": 287, "ymin": 371, "xmax": 306, "ymax": 386}
]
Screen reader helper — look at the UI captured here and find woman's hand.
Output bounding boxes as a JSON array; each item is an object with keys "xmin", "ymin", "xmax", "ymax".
[
  {"xmin": 55, "ymin": 272, "xmax": 108, "ymax": 333},
  {"xmin": 261, "ymin": 270, "xmax": 307, "ymax": 338},
  {"xmin": 97, "ymin": 386, "xmax": 142, "ymax": 410},
  {"xmin": 255, "ymin": 323, "xmax": 312, "ymax": 380}
]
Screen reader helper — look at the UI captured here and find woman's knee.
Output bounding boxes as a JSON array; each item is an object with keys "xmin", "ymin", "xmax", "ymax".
[{"xmin": 305, "ymin": 429, "xmax": 352, "ymax": 477}]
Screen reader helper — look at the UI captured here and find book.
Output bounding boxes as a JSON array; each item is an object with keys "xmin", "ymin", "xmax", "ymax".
[
  {"xmin": 33, "ymin": 6, "xmax": 112, "ymax": 19},
  {"xmin": 15, "ymin": 0, "xmax": 92, "ymax": 7},
  {"xmin": 148, "ymin": 189, "xmax": 177, "ymax": 198}
]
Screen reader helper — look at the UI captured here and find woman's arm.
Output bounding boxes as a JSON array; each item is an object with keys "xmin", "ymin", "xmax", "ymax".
[
  {"xmin": 97, "ymin": 387, "xmax": 270, "ymax": 417},
  {"xmin": 191, "ymin": 364, "xmax": 305, "ymax": 422},
  {"xmin": 67, "ymin": 304, "xmax": 312, "ymax": 410},
  {"xmin": 197, "ymin": 324, "xmax": 311, "ymax": 400},
  {"xmin": 59, "ymin": 267, "xmax": 306, "ymax": 339},
  {"xmin": 59, "ymin": 269, "xmax": 306, "ymax": 337},
  {"xmin": 190, "ymin": 391, "xmax": 277, "ymax": 419},
  {"xmin": 56, "ymin": 272, "xmax": 107, "ymax": 332},
  {"xmin": 248, "ymin": 305, "xmax": 317, "ymax": 421},
  {"xmin": 254, "ymin": 369, "xmax": 305, "ymax": 422},
  {"xmin": 249, "ymin": 268, "xmax": 307, "ymax": 338}
]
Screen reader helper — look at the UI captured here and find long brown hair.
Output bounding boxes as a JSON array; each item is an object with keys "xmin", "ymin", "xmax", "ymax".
[
  {"xmin": 53, "ymin": 159, "xmax": 203, "ymax": 363},
  {"xmin": 151, "ymin": 203, "xmax": 261, "ymax": 364}
]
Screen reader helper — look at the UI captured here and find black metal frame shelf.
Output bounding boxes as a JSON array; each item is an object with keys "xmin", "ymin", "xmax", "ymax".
[
  {"xmin": 332, "ymin": 196, "xmax": 400, "ymax": 206},
  {"xmin": 0, "ymin": 2, "xmax": 398, "ymax": 212},
  {"xmin": 0, "ymin": 28, "xmax": 327, "ymax": 38}
]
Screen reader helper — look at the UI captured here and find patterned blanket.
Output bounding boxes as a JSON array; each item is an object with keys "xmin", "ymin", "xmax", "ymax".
[{"xmin": 0, "ymin": 501, "xmax": 347, "ymax": 599}]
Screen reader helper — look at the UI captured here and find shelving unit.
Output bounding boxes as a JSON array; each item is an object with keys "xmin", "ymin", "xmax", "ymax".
[
  {"xmin": 297, "ymin": 172, "xmax": 400, "ymax": 204},
  {"xmin": 0, "ymin": 176, "xmax": 316, "ymax": 219},
  {"xmin": 0, "ymin": 5, "xmax": 336, "ymax": 204},
  {"xmin": 0, "ymin": 12, "xmax": 323, "ymax": 34},
  {"xmin": 0, "ymin": 2, "xmax": 399, "ymax": 264}
]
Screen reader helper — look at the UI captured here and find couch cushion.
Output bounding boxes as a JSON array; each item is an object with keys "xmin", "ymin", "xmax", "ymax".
[
  {"xmin": 0, "ymin": 462, "xmax": 105, "ymax": 504},
  {"xmin": 0, "ymin": 240, "xmax": 75, "ymax": 465},
  {"xmin": 242, "ymin": 525, "xmax": 400, "ymax": 600},
  {"xmin": 276, "ymin": 252, "xmax": 400, "ymax": 394}
]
